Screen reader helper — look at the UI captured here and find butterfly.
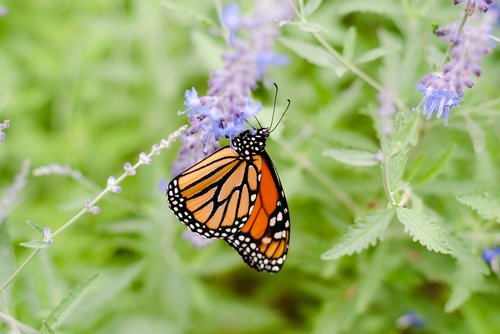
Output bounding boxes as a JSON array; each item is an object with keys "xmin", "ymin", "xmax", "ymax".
[{"xmin": 166, "ymin": 127, "xmax": 290, "ymax": 273}]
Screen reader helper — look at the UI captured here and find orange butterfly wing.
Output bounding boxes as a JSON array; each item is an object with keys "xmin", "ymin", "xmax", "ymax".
[
  {"xmin": 167, "ymin": 147, "xmax": 262, "ymax": 238},
  {"xmin": 225, "ymin": 151, "xmax": 290, "ymax": 272}
]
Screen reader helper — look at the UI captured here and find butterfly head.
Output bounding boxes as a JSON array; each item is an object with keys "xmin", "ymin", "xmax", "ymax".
[{"xmin": 232, "ymin": 128, "xmax": 270, "ymax": 159}]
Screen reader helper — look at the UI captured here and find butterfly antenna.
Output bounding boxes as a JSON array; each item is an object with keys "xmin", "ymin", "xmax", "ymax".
[
  {"xmin": 269, "ymin": 82, "xmax": 279, "ymax": 129},
  {"xmin": 252, "ymin": 116, "xmax": 263, "ymax": 130},
  {"xmin": 271, "ymin": 98, "xmax": 291, "ymax": 133}
]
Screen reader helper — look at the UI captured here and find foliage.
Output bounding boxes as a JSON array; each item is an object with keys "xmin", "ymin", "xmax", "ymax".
[{"xmin": 1, "ymin": 0, "xmax": 499, "ymax": 333}]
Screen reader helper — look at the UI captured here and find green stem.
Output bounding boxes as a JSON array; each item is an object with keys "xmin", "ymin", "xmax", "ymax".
[
  {"xmin": 0, "ymin": 311, "xmax": 37, "ymax": 334},
  {"xmin": 0, "ymin": 249, "xmax": 40, "ymax": 292},
  {"xmin": 380, "ymin": 135, "xmax": 397, "ymax": 206},
  {"xmin": 51, "ymin": 188, "xmax": 109, "ymax": 239},
  {"xmin": 0, "ymin": 126, "xmax": 187, "ymax": 292}
]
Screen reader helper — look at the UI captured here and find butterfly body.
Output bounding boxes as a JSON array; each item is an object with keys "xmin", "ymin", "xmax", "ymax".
[{"xmin": 167, "ymin": 127, "xmax": 289, "ymax": 272}]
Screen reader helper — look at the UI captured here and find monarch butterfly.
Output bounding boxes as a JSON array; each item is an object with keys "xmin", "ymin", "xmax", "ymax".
[{"xmin": 166, "ymin": 125, "xmax": 290, "ymax": 273}]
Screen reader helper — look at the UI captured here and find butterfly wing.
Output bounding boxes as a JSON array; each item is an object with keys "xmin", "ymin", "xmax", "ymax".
[
  {"xmin": 167, "ymin": 147, "xmax": 262, "ymax": 238},
  {"xmin": 225, "ymin": 151, "xmax": 290, "ymax": 273}
]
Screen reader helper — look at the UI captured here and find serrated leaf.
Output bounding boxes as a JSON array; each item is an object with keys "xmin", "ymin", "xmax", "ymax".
[
  {"xmin": 20, "ymin": 240, "xmax": 51, "ymax": 249},
  {"xmin": 389, "ymin": 148, "xmax": 408, "ymax": 193},
  {"xmin": 445, "ymin": 236, "xmax": 489, "ymax": 312},
  {"xmin": 322, "ymin": 209, "xmax": 394, "ymax": 260},
  {"xmin": 279, "ymin": 37, "xmax": 345, "ymax": 73},
  {"xmin": 323, "ymin": 148, "xmax": 378, "ymax": 167},
  {"xmin": 391, "ymin": 111, "xmax": 419, "ymax": 148},
  {"xmin": 457, "ymin": 190, "xmax": 500, "ymax": 223},
  {"xmin": 41, "ymin": 321, "xmax": 56, "ymax": 334},
  {"xmin": 395, "ymin": 208, "xmax": 452, "ymax": 254},
  {"xmin": 26, "ymin": 220, "xmax": 45, "ymax": 235},
  {"xmin": 45, "ymin": 273, "xmax": 101, "ymax": 329},
  {"xmin": 304, "ymin": 0, "xmax": 323, "ymax": 16}
]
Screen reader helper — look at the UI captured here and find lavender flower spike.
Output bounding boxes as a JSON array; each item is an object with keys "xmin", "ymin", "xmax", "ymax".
[
  {"xmin": 0, "ymin": 160, "xmax": 30, "ymax": 221},
  {"xmin": 377, "ymin": 89, "xmax": 397, "ymax": 135},
  {"xmin": 454, "ymin": 0, "xmax": 494, "ymax": 14},
  {"xmin": 172, "ymin": 0, "xmax": 292, "ymax": 178},
  {"xmin": 414, "ymin": 7, "xmax": 497, "ymax": 125}
]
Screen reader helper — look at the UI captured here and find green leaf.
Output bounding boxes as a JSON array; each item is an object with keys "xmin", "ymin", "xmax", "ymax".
[
  {"xmin": 457, "ymin": 190, "xmax": 500, "ymax": 223},
  {"xmin": 40, "ymin": 321, "xmax": 56, "ymax": 334},
  {"xmin": 412, "ymin": 145, "xmax": 455, "ymax": 185},
  {"xmin": 304, "ymin": 0, "xmax": 323, "ymax": 16},
  {"xmin": 342, "ymin": 27, "xmax": 357, "ymax": 62},
  {"xmin": 355, "ymin": 45, "xmax": 401, "ymax": 65},
  {"xmin": 323, "ymin": 148, "xmax": 378, "ymax": 167},
  {"xmin": 322, "ymin": 209, "xmax": 394, "ymax": 260},
  {"xmin": 279, "ymin": 37, "xmax": 345, "ymax": 73},
  {"xmin": 389, "ymin": 148, "xmax": 408, "ymax": 193},
  {"xmin": 298, "ymin": 22, "xmax": 328, "ymax": 33},
  {"xmin": 45, "ymin": 273, "xmax": 101, "ymax": 329},
  {"xmin": 445, "ymin": 236, "xmax": 489, "ymax": 312},
  {"xmin": 20, "ymin": 240, "xmax": 51, "ymax": 249},
  {"xmin": 395, "ymin": 208, "xmax": 452, "ymax": 254},
  {"xmin": 160, "ymin": 0, "xmax": 217, "ymax": 29},
  {"xmin": 26, "ymin": 220, "xmax": 45, "ymax": 235}
]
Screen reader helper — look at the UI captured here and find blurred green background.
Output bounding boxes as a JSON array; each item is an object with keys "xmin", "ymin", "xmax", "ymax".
[{"xmin": 1, "ymin": 0, "xmax": 500, "ymax": 333}]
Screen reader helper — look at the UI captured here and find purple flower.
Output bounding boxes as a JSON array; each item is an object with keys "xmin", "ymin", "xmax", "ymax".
[
  {"xmin": 0, "ymin": 119, "xmax": 10, "ymax": 143},
  {"xmin": 483, "ymin": 247, "xmax": 500, "ymax": 272},
  {"xmin": 414, "ymin": 79, "xmax": 463, "ymax": 125},
  {"xmin": 43, "ymin": 227, "xmax": 54, "ymax": 245},
  {"xmin": 414, "ymin": 8, "xmax": 496, "ymax": 125},
  {"xmin": 172, "ymin": 0, "xmax": 292, "ymax": 177},
  {"xmin": 454, "ymin": 0, "xmax": 494, "ymax": 14},
  {"xmin": 0, "ymin": 5, "xmax": 8, "ymax": 17},
  {"xmin": 396, "ymin": 311, "xmax": 425, "ymax": 329},
  {"xmin": 222, "ymin": 3, "xmax": 241, "ymax": 45}
]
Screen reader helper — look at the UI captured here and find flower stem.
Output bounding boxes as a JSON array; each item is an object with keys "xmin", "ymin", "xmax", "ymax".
[
  {"xmin": 380, "ymin": 135, "xmax": 397, "ymax": 206},
  {"xmin": 0, "ymin": 311, "xmax": 37, "ymax": 334},
  {"xmin": 440, "ymin": 9, "xmax": 470, "ymax": 67},
  {"xmin": 0, "ymin": 126, "xmax": 187, "ymax": 292},
  {"xmin": 0, "ymin": 248, "xmax": 40, "ymax": 292}
]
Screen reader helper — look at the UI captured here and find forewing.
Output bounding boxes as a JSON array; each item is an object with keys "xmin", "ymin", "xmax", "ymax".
[
  {"xmin": 167, "ymin": 147, "xmax": 262, "ymax": 238},
  {"xmin": 225, "ymin": 152, "xmax": 290, "ymax": 272}
]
